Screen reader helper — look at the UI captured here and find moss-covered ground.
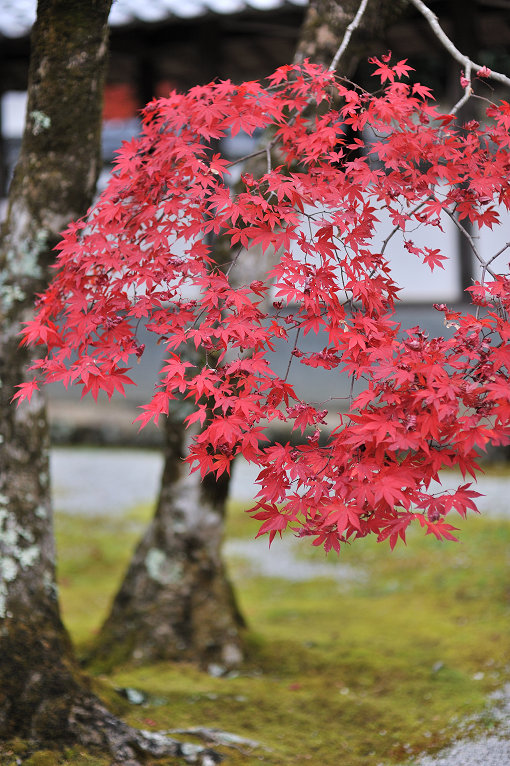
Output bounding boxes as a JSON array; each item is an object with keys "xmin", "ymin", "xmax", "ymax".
[{"xmin": 4, "ymin": 484, "xmax": 510, "ymax": 765}]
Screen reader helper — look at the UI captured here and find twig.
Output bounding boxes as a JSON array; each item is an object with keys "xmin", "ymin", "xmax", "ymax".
[
  {"xmin": 380, "ymin": 200, "xmax": 429, "ymax": 255},
  {"xmin": 451, "ymin": 61, "xmax": 472, "ymax": 115},
  {"xmin": 407, "ymin": 0, "xmax": 510, "ymax": 88},
  {"xmin": 480, "ymin": 241, "xmax": 510, "ymax": 285},
  {"xmin": 227, "ymin": 140, "xmax": 277, "ymax": 170},
  {"xmin": 224, "ymin": 243, "xmax": 245, "ymax": 277},
  {"xmin": 443, "ymin": 207, "xmax": 496, "ymax": 279},
  {"xmin": 284, "ymin": 326, "xmax": 302, "ymax": 382},
  {"xmin": 329, "ymin": 0, "xmax": 370, "ymax": 72},
  {"xmin": 485, "ymin": 241, "xmax": 510, "ymax": 269}
]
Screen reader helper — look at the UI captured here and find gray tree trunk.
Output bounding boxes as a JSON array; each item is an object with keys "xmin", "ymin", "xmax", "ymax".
[
  {"xmin": 295, "ymin": 0, "xmax": 407, "ymax": 72},
  {"xmin": 0, "ymin": 0, "xmax": 153, "ymax": 756},
  {"xmin": 0, "ymin": 5, "xmax": 225, "ymax": 763},
  {"xmin": 90, "ymin": 413, "xmax": 245, "ymax": 671}
]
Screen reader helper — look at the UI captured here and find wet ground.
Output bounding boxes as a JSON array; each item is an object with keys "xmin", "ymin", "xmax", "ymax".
[
  {"xmin": 50, "ymin": 447, "xmax": 510, "ymax": 766},
  {"xmin": 50, "ymin": 446, "xmax": 510, "ymax": 585},
  {"xmin": 50, "ymin": 447, "xmax": 256, "ymax": 515},
  {"xmin": 51, "ymin": 447, "xmax": 510, "ymax": 518}
]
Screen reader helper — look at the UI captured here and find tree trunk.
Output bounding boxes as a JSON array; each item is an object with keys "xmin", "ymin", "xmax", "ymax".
[
  {"xmin": 294, "ymin": 0, "xmax": 408, "ymax": 73},
  {"xmin": 90, "ymin": 412, "xmax": 245, "ymax": 671},
  {"xmin": 0, "ymin": 0, "xmax": 111, "ymax": 744},
  {"xmin": 0, "ymin": 4, "xmax": 227, "ymax": 762}
]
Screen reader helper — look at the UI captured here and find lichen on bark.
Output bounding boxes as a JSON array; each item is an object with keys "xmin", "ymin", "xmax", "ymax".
[
  {"xmin": 0, "ymin": 0, "xmax": 122, "ymax": 753},
  {"xmin": 89, "ymin": 413, "xmax": 245, "ymax": 672},
  {"xmin": 0, "ymin": 2, "xmax": 227, "ymax": 760}
]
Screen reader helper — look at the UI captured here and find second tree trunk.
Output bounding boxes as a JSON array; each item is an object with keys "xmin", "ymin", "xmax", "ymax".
[{"xmin": 90, "ymin": 413, "xmax": 245, "ymax": 670}]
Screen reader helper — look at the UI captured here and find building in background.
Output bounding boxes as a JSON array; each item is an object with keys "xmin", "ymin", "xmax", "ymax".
[
  {"xmin": 0, "ymin": 0, "xmax": 308, "ymax": 194},
  {"xmin": 1, "ymin": 0, "xmax": 510, "ymax": 428}
]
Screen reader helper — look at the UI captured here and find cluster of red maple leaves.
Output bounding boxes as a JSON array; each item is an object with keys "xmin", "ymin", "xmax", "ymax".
[{"xmin": 17, "ymin": 57, "xmax": 510, "ymax": 551}]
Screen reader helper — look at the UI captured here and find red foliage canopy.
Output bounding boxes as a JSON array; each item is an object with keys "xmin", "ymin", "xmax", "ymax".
[{"xmin": 17, "ymin": 58, "xmax": 510, "ymax": 551}]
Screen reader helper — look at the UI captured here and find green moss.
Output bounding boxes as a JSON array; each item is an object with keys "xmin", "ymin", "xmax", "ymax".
[
  {"xmin": 24, "ymin": 752, "xmax": 60, "ymax": 766},
  {"xmin": 51, "ymin": 501, "xmax": 510, "ymax": 766},
  {"xmin": 226, "ymin": 499, "xmax": 259, "ymax": 539},
  {"xmin": 0, "ymin": 745, "xmax": 109, "ymax": 766},
  {"xmin": 55, "ymin": 508, "xmax": 152, "ymax": 649}
]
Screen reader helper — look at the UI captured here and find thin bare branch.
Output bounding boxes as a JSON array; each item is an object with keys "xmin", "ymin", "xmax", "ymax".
[
  {"xmin": 451, "ymin": 61, "xmax": 473, "ymax": 115},
  {"xmin": 407, "ymin": 0, "xmax": 510, "ymax": 88},
  {"xmin": 380, "ymin": 200, "xmax": 429, "ymax": 255},
  {"xmin": 443, "ymin": 207, "xmax": 497, "ymax": 280},
  {"xmin": 329, "ymin": 0, "xmax": 370, "ymax": 72},
  {"xmin": 227, "ymin": 145, "xmax": 272, "ymax": 169},
  {"xmin": 485, "ymin": 241, "xmax": 510, "ymax": 268},
  {"xmin": 284, "ymin": 326, "xmax": 302, "ymax": 382},
  {"xmin": 224, "ymin": 243, "xmax": 245, "ymax": 277},
  {"xmin": 480, "ymin": 241, "xmax": 510, "ymax": 285}
]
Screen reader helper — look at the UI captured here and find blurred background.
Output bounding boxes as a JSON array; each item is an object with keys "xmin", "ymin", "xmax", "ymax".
[{"xmin": 2, "ymin": 0, "xmax": 510, "ymax": 447}]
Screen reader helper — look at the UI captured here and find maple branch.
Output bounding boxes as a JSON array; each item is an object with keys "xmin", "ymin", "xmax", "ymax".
[
  {"xmin": 480, "ymin": 241, "xmax": 510, "ymax": 285},
  {"xmin": 224, "ymin": 243, "xmax": 245, "ymax": 277},
  {"xmin": 284, "ymin": 326, "xmax": 302, "ymax": 382},
  {"xmin": 380, "ymin": 199, "xmax": 429, "ymax": 255},
  {"xmin": 329, "ymin": 0, "xmax": 370, "ymax": 72},
  {"xmin": 227, "ymin": 138, "xmax": 279, "ymax": 170},
  {"xmin": 443, "ymin": 207, "xmax": 497, "ymax": 281},
  {"xmin": 451, "ymin": 61, "xmax": 472, "ymax": 115},
  {"xmin": 407, "ymin": 0, "xmax": 510, "ymax": 88},
  {"xmin": 485, "ymin": 241, "xmax": 510, "ymax": 268}
]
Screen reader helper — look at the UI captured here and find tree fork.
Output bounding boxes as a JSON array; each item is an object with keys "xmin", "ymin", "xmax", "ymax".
[{"xmin": 89, "ymin": 410, "xmax": 245, "ymax": 671}]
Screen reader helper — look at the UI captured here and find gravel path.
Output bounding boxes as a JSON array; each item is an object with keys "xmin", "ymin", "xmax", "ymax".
[
  {"xmin": 399, "ymin": 685, "xmax": 510, "ymax": 766},
  {"xmin": 407, "ymin": 732, "xmax": 510, "ymax": 766},
  {"xmin": 50, "ymin": 448, "xmax": 164, "ymax": 516},
  {"xmin": 50, "ymin": 448, "xmax": 261, "ymax": 515},
  {"xmin": 50, "ymin": 447, "xmax": 510, "ymax": 766}
]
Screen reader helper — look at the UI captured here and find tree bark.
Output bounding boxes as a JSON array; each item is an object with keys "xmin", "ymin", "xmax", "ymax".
[
  {"xmin": 0, "ymin": 4, "xmax": 227, "ymax": 762},
  {"xmin": 294, "ymin": 0, "xmax": 408, "ymax": 73},
  {"xmin": 0, "ymin": 0, "xmax": 112, "ymax": 744},
  {"xmin": 90, "ymin": 412, "xmax": 245, "ymax": 671}
]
